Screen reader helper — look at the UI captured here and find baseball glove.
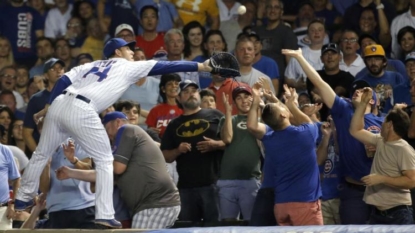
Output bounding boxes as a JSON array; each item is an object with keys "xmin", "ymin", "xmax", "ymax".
[{"xmin": 209, "ymin": 52, "xmax": 241, "ymax": 78}]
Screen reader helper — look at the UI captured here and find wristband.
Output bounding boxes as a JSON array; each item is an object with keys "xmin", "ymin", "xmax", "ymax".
[{"xmin": 71, "ymin": 157, "xmax": 79, "ymax": 165}]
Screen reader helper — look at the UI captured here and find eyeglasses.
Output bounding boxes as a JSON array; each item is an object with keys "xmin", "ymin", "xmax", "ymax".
[
  {"xmin": 1, "ymin": 74, "xmax": 16, "ymax": 79},
  {"xmin": 341, "ymin": 38, "xmax": 358, "ymax": 44}
]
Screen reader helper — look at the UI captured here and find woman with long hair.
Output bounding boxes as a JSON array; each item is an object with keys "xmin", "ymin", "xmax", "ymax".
[
  {"xmin": 9, "ymin": 117, "xmax": 31, "ymax": 158},
  {"xmin": 193, "ymin": 30, "xmax": 228, "ymax": 88},
  {"xmin": 0, "ymin": 106, "xmax": 15, "ymax": 145},
  {"xmin": 182, "ymin": 21, "xmax": 206, "ymax": 61},
  {"xmin": 0, "ymin": 36, "xmax": 15, "ymax": 71},
  {"xmin": 398, "ymin": 26, "xmax": 415, "ymax": 62},
  {"xmin": 146, "ymin": 74, "xmax": 182, "ymax": 138}
]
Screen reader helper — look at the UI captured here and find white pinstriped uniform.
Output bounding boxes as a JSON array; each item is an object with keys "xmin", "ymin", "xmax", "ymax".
[{"xmin": 17, "ymin": 58, "xmax": 158, "ymax": 220}]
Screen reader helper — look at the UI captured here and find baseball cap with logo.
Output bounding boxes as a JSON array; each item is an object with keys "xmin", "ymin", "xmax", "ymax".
[
  {"xmin": 179, "ymin": 80, "xmax": 199, "ymax": 93},
  {"xmin": 114, "ymin": 24, "xmax": 135, "ymax": 37},
  {"xmin": 102, "ymin": 111, "xmax": 128, "ymax": 126},
  {"xmin": 43, "ymin": 58, "xmax": 65, "ymax": 74},
  {"xmin": 232, "ymin": 85, "xmax": 252, "ymax": 100},
  {"xmin": 321, "ymin": 43, "xmax": 340, "ymax": 55},
  {"xmin": 103, "ymin": 38, "xmax": 136, "ymax": 59},
  {"xmin": 405, "ymin": 52, "xmax": 415, "ymax": 64},
  {"xmin": 363, "ymin": 44, "xmax": 385, "ymax": 58}
]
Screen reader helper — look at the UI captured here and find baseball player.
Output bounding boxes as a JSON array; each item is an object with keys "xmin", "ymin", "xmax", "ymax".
[{"xmin": 14, "ymin": 38, "xmax": 215, "ymax": 228}]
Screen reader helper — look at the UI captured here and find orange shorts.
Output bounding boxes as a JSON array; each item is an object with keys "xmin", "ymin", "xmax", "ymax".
[{"xmin": 274, "ymin": 200, "xmax": 323, "ymax": 226}]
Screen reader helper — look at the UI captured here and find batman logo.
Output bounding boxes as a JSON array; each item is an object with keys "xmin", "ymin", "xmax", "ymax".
[{"xmin": 176, "ymin": 119, "xmax": 210, "ymax": 137}]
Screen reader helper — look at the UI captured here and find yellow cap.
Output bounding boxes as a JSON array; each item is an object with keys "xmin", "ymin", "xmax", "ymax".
[{"xmin": 364, "ymin": 45, "xmax": 385, "ymax": 58}]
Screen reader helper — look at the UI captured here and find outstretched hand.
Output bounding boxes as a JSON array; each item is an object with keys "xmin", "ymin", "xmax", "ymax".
[
  {"xmin": 281, "ymin": 48, "xmax": 303, "ymax": 59},
  {"xmin": 63, "ymin": 140, "xmax": 76, "ymax": 163},
  {"xmin": 283, "ymin": 84, "xmax": 298, "ymax": 106}
]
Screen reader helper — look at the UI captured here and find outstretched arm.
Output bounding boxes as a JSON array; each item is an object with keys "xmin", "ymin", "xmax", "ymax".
[
  {"xmin": 56, "ymin": 166, "xmax": 96, "ymax": 182},
  {"xmin": 247, "ymin": 82, "xmax": 267, "ymax": 139},
  {"xmin": 282, "ymin": 49, "xmax": 336, "ymax": 108},
  {"xmin": 349, "ymin": 88, "xmax": 376, "ymax": 145},
  {"xmin": 148, "ymin": 60, "xmax": 212, "ymax": 76}
]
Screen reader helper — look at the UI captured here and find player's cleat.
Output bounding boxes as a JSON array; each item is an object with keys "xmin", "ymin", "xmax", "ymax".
[
  {"xmin": 94, "ymin": 219, "xmax": 122, "ymax": 228},
  {"xmin": 14, "ymin": 199, "xmax": 34, "ymax": 211}
]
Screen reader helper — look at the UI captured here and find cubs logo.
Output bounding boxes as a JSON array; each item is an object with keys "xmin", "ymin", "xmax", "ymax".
[
  {"xmin": 371, "ymin": 46, "xmax": 376, "ymax": 52},
  {"xmin": 367, "ymin": 125, "xmax": 381, "ymax": 134},
  {"xmin": 324, "ymin": 159, "xmax": 333, "ymax": 174},
  {"xmin": 176, "ymin": 119, "xmax": 210, "ymax": 137}
]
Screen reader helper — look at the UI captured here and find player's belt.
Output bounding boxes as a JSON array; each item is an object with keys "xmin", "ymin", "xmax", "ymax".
[{"xmin": 62, "ymin": 91, "xmax": 91, "ymax": 104}]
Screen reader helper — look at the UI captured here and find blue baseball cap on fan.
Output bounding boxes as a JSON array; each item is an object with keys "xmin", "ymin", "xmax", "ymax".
[
  {"xmin": 103, "ymin": 38, "xmax": 136, "ymax": 59},
  {"xmin": 102, "ymin": 111, "xmax": 128, "ymax": 125}
]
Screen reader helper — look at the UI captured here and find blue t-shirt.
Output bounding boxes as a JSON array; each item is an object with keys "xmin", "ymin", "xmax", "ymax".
[
  {"xmin": 0, "ymin": 5, "xmax": 44, "ymax": 60},
  {"xmin": 252, "ymin": 55, "xmax": 280, "ymax": 79},
  {"xmin": 261, "ymin": 124, "xmax": 321, "ymax": 203},
  {"xmin": 0, "ymin": 144, "xmax": 20, "ymax": 203},
  {"xmin": 319, "ymin": 139, "xmax": 340, "ymax": 201},
  {"xmin": 330, "ymin": 96, "xmax": 384, "ymax": 181},
  {"xmin": 23, "ymin": 89, "xmax": 51, "ymax": 143},
  {"xmin": 355, "ymin": 59, "xmax": 409, "ymax": 81},
  {"xmin": 193, "ymin": 55, "xmax": 212, "ymax": 89},
  {"xmin": 47, "ymin": 139, "xmax": 95, "ymax": 213}
]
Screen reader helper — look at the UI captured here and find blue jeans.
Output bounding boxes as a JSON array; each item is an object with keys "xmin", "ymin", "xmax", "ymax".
[
  {"xmin": 216, "ymin": 179, "xmax": 260, "ymax": 220},
  {"xmin": 249, "ymin": 188, "xmax": 277, "ymax": 226},
  {"xmin": 338, "ymin": 182, "xmax": 371, "ymax": 224},
  {"xmin": 178, "ymin": 185, "xmax": 219, "ymax": 223},
  {"xmin": 369, "ymin": 206, "xmax": 414, "ymax": 224}
]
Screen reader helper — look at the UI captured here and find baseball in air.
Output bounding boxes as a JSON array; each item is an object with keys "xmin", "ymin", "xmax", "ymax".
[{"xmin": 237, "ymin": 5, "xmax": 246, "ymax": 15}]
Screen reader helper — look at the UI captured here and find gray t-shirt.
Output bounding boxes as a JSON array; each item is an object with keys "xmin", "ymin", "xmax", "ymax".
[
  {"xmin": 113, "ymin": 124, "xmax": 180, "ymax": 214},
  {"xmin": 252, "ymin": 23, "xmax": 298, "ymax": 79}
]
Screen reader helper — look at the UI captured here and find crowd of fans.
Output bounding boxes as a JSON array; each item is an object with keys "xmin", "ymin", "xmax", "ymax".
[{"xmin": 2, "ymin": 0, "xmax": 415, "ymax": 230}]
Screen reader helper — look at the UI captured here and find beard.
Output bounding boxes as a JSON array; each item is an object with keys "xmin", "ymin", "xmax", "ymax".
[
  {"xmin": 369, "ymin": 65, "xmax": 383, "ymax": 76},
  {"xmin": 183, "ymin": 98, "xmax": 201, "ymax": 110}
]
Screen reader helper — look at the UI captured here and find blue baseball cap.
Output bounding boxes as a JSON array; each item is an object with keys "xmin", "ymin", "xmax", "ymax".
[
  {"xmin": 179, "ymin": 80, "xmax": 199, "ymax": 93},
  {"xmin": 102, "ymin": 111, "xmax": 128, "ymax": 125},
  {"xmin": 103, "ymin": 38, "xmax": 136, "ymax": 59},
  {"xmin": 351, "ymin": 80, "xmax": 377, "ymax": 104},
  {"xmin": 43, "ymin": 58, "xmax": 65, "ymax": 73}
]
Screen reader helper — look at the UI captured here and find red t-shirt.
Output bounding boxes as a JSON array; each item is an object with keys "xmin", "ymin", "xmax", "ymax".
[
  {"xmin": 136, "ymin": 33, "xmax": 167, "ymax": 59},
  {"xmin": 146, "ymin": 103, "xmax": 183, "ymax": 138}
]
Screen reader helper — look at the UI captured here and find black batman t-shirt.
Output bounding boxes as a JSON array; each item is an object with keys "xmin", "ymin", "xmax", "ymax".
[{"xmin": 161, "ymin": 108, "xmax": 224, "ymax": 188}]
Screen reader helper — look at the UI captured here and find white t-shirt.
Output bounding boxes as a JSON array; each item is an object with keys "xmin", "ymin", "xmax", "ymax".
[
  {"xmin": 285, "ymin": 46, "xmax": 323, "ymax": 82},
  {"xmin": 236, "ymin": 68, "xmax": 275, "ymax": 94}
]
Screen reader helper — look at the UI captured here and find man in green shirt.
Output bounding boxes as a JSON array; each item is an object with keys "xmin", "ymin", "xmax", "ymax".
[{"xmin": 217, "ymin": 85, "xmax": 262, "ymax": 222}]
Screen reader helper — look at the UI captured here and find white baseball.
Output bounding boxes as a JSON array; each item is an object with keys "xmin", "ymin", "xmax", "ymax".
[{"xmin": 237, "ymin": 5, "xmax": 246, "ymax": 15}]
